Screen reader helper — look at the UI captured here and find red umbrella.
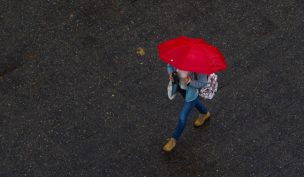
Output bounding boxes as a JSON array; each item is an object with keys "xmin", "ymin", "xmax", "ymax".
[
  {"xmin": 157, "ymin": 36, "xmax": 227, "ymax": 75},
  {"xmin": 158, "ymin": 36, "xmax": 207, "ymax": 56}
]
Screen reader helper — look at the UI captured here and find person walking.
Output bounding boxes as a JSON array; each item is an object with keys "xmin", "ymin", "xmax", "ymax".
[
  {"xmin": 157, "ymin": 36, "xmax": 227, "ymax": 152},
  {"xmin": 163, "ymin": 64, "xmax": 211, "ymax": 152}
]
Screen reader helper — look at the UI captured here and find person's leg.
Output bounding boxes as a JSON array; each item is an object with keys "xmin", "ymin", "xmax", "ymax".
[
  {"xmin": 163, "ymin": 99, "xmax": 195, "ymax": 152},
  {"xmin": 172, "ymin": 100, "xmax": 195, "ymax": 140},
  {"xmin": 194, "ymin": 97, "xmax": 208, "ymax": 114}
]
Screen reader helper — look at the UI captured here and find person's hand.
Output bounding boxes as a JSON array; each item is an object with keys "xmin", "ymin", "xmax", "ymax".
[
  {"xmin": 169, "ymin": 73, "xmax": 174, "ymax": 81},
  {"xmin": 183, "ymin": 76, "xmax": 191, "ymax": 84}
]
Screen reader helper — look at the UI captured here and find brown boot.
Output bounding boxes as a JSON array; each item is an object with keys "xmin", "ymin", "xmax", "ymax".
[
  {"xmin": 163, "ymin": 138, "xmax": 176, "ymax": 152},
  {"xmin": 194, "ymin": 112, "xmax": 211, "ymax": 127}
]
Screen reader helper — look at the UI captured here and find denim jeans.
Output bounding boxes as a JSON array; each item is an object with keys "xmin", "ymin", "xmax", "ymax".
[{"xmin": 172, "ymin": 88, "xmax": 208, "ymax": 140}]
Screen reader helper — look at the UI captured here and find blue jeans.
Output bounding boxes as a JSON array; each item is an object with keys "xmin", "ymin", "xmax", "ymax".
[{"xmin": 172, "ymin": 89, "xmax": 208, "ymax": 140}]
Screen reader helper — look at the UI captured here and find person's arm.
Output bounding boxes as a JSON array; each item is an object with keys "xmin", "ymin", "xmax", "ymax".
[
  {"xmin": 188, "ymin": 74, "xmax": 208, "ymax": 89},
  {"xmin": 166, "ymin": 64, "xmax": 176, "ymax": 74}
]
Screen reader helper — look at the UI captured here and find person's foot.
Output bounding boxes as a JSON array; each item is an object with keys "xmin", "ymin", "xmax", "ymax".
[
  {"xmin": 163, "ymin": 138, "xmax": 176, "ymax": 152},
  {"xmin": 194, "ymin": 112, "xmax": 211, "ymax": 127}
]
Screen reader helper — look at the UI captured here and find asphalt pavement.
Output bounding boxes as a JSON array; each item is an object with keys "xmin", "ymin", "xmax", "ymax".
[{"xmin": 0, "ymin": 0, "xmax": 303, "ymax": 176}]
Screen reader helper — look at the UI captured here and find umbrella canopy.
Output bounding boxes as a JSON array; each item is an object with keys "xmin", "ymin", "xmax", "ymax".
[
  {"xmin": 157, "ymin": 36, "xmax": 227, "ymax": 75},
  {"xmin": 158, "ymin": 36, "xmax": 206, "ymax": 56}
]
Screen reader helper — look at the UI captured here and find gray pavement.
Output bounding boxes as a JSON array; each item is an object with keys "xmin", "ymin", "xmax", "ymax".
[{"xmin": 0, "ymin": 0, "xmax": 303, "ymax": 176}]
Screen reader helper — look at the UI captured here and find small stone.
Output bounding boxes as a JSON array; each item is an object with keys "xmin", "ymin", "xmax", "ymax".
[{"xmin": 69, "ymin": 12, "xmax": 75, "ymax": 19}]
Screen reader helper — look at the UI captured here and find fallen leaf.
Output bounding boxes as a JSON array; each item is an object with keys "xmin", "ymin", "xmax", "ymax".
[{"xmin": 136, "ymin": 47, "xmax": 145, "ymax": 56}]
